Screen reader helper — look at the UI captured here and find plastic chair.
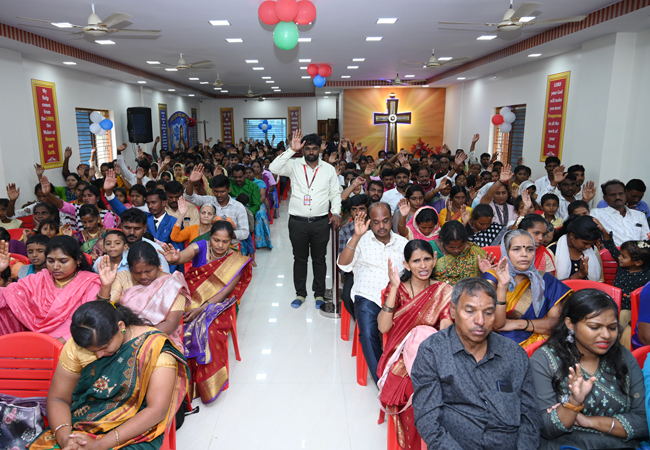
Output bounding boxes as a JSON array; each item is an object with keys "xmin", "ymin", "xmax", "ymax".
[
  {"xmin": 283, "ymin": 179, "xmax": 290, "ymax": 200},
  {"xmin": 482, "ymin": 246, "xmax": 501, "ymax": 259},
  {"xmin": 7, "ymin": 228, "xmax": 24, "ymax": 241},
  {"xmin": 0, "ymin": 332, "xmax": 63, "ymax": 397},
  {"xmin": 631, "ymin": 286, "xmax": 644, "ymax": 341},
  {"xmin": 229, "ymin": 303, "xmax": 241, "ymax": 362},
  {"xmin": 160, "ymin": 418, "xmax": 176, "ymax": 450},
  {"xmin": 10, "ymin": 253, "xmax": 30, "ymax": 265},
  {"xmin": 600, "ymin": 248, "xmax": 618, "ymax": 286},
  {"xmin": 18, "ymin": 215, "xmax": 34, "ymax": 230},
  {"xmin": 562, "ymin": 280, "xmax": 622, "ymax": 313},
  {"xmin": 632, "ymin": 345, "xmax": 650, "ymax": 368},
  {"xmin": 525, "ymin": 339, "xmax": 547, "ymax": 357},
  {"xmin": 351, "ymin": 322, "xmax": 367, "ymax": 386},
  {"xmin": 340, "ymin": 306, "xmax": 351, "ymax": 341}
]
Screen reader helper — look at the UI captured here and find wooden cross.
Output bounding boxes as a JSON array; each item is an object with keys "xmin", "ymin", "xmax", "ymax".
[{"xmin": 373, "ymin": 93, "xmax": 412, "ymax": 153}]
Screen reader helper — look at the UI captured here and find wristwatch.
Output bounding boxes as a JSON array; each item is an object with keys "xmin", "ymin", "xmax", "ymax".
[{"xmin": 561, "ymin": 394, "xmax": 584, "ymax": 412}]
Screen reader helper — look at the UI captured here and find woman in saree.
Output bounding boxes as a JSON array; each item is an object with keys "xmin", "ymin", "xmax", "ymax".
[
  {"xmin": 245, "ymin": 166, "xmax": 273, "ymax": 249},
  {"xmin": 70, "ymin": 204, "xmax": 105, "ymax": 262},
  {"xmin": 159, "ymin": 221, "xmax": 252, "ymax": 404},
  {"xmin": 170, "ymin": 197, "xmax": 216, "ymax": 245},
  {"xmin": 530, "ymin": 290, "xmax": 648, "ymax": 449},
  {"xmin": 95, "ymin": 241, "xmax": 189, "ymax": 351},
  {"xmin": 438, "ymin": 186, "xmax": 473, "ymax": 226},
  {"xmin": 377, "ymin": 240, "xmax": 453, "ymax": 450},
  {"xmin": 31, "ymin": 301, "xmax": 189, "ymax": 450},
  {"xmin": 0, "ymin": 235, "xmax": 100, "ymax": 340},
  {"xmin": 252, "ymin": 159, "xmax": 277, "ymax": 220},
  {"xmin": 397, "ymin": 204, "xmax": 440, "ymax": 242},
  {"xmin": 484, "ymin": 229, "xmax": 572, "ymax": 348},
  {"xmin": 429, "ymin": 221, "xmax": 493, "ymax": 285}
]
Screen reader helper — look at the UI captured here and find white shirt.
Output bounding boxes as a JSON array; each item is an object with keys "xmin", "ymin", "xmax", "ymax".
[
  {"xmin": 337, "ymin": 231, "xmax": 408, "ymax": 307},
  {"xmin": 183, "ymin": 193, "xmax": 250, "ymax": 241},
  {"xmin": 153, "ymin": 212, "xmax": 167, "ymax": 231},
  {"xmin": 537, "ymin": 185, "xmax": 571, "ymax": 221},
  {"xmin": 116, "ymin": 154, "xmax": 152, "ymax": 187},
  {"xmin": 534, "ymin": 175, "xmax": 551, "ymax": 194},
  {"xmin": 381, "ymin": 187, "xmax": 406, "ymax": 213},
  {"xmin": 269, "ymin": 148, "xmax": 342, "ymax": 217},
  {"xmin": 589, "ymin": 206, "xmax": 649, "ymax": 247}
]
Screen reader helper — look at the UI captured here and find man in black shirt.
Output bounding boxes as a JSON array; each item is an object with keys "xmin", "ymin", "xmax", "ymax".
[{"xmin": 411, "ymin": 277, "xmax": 541, "ymax": 450}]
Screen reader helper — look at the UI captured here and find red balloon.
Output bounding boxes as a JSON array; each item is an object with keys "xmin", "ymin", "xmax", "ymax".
[
  {"xmin": 295, "ymin": 0, "xmax": 316, "ymax": 25},
  {"xmin": 275, "ymin": 0, "xmax": 299, "ymax": 22},
  {"xmin": 317, "ymin": 64, "xmax": 332, "ymax": 77},
  {"xmin": 258, "ymin": 1, "xmax": 280, "ymax": 25},
  {"xmin": 307, "ymin": 64, "xmax": 319, "ymax": 77},
  {"xmin": 491, "ymin": 114, "xmax": 504, "ymax": 125}
]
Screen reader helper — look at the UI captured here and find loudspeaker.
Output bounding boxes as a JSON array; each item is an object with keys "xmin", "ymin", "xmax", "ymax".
[{"xmin": 127, "ymin": 107, "xmax": 153, "ymax": 143}]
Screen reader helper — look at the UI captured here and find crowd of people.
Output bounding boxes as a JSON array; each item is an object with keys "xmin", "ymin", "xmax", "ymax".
[{"xmin": 1, "ymin": 129, "xmax": 650, "ymax": 449}]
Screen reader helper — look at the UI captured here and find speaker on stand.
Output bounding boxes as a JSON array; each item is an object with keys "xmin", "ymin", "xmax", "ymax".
[{"xmin": 126, "ymin": 107, "xmax": 153, "ymax": 143}]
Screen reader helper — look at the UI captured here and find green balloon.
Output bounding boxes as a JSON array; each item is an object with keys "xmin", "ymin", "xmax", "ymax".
[{"xmin": 273, "ymin": 21, "xmax": 299, "ymax": 50}]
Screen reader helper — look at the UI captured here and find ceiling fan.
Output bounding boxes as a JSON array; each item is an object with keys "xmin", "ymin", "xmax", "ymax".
[
  {"xmin": 18, "ymin": 4, "xmax": 160, "ymax": 36},
  {"xmin": 212, "ymin": 74, "xmax": 246, "ymax": 87},
  {"xmin": 438, "ymin": 1, "xmax": 586, "ymax": 36},
  {"xmin": 403, "ymin": 50, "xmax": 469, "ymax": 68},
  {"xmin": 160, "ymin": 54, "xmax": 212, "ymax": 70}
]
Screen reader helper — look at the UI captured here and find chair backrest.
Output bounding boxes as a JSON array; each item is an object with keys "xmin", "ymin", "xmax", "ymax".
[
  {"xmin": 562, "ymin": 280, "xmax": 622, "ymax": 313},
  {"xmin": 632, "ymin": 345, "xmax": 650, "ymax": 368},
  {"xmin": 18, "ymin": 215, "xmax": 34, "ymax": 230},
  {"xmin": 0, "ymin": 332, "xmax": 63, "ymax": 397},
  {"xmin": 599, "ymin": 248, "xmax": 618, "ymax": 286},
  {"xmin": 7, "ymin": 228, "xmax": 24, "ymax": 240},
  {"xmin": 631, "ymin": 286, "xmax": 644, "ymax": 339},
  {"xmin": 10, "ymin": 253, "xmax": 30, "ymax": 265},
  {"xmin": 525, "ymin": 339, "xmax": 547, "ymax": 357},
  {"xmin": 482, "ymin": 246, "xmax": 501, "ymax": 260}
]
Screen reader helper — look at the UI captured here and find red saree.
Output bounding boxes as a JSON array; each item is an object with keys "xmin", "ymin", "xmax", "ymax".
[
  {"xmin": 377, "ymin": 281, "xmax": 453, "ymax": 450},
  {"xmin": 183, "ymin": 251, "xmax": 252, "ymax": 403}
]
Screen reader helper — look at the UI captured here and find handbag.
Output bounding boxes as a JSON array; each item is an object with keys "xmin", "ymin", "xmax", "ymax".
[{"xmin": 0, "ymin": 394, "xmax": 45, "ymax": 450}]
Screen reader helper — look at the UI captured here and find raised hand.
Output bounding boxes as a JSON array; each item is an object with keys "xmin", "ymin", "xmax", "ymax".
[
  {"xmin": 103, "ymin": 169, "xmax": 117, "ymax": 192},
  {"xmin": 114, "ymin": 164, "xmax": 122, "ymax": 176},
  {"xmin": 64, "ymin": 146, "xmax": 72, "ymax": 159},
  {"xmin": 290, "ymin": 130, "xmax": 305, "ymax": 152},
  {"xmin": 398, "ymin": 198, "xmax": 411, "ymax": 217},
  {"xmin": 517, "ymin": 156, "xmax": 523, "ymax": 166},
  {"xmin": 136, "ymin": 167, "xmax": 145, "ymax": 180},
  {"xmin": 353, "ymin": 211, "xmax": 370, "ymax": 237},
  {"xmin": 552, "ymin": 165, "xmax": 567, "ymax": 185},
  {"xmin": 60, "ymin": 224, "xmax": 74, "ymax": 236},
  {"xmin": 117, "ymin": 143, "xmax": 127, "ymax": 154},
  {"xmin": 468, "ymin": 186, "xmax": 478, "ymax": 201},
  {"xmin": 0, "ymin": 240, "xmax": 11, "ymax": 273},
  {"xmin": 388, "ymin": 258, "xmax": 401, "ymax": 288},
  {"xmin": 521, "ymin": 188, "xmax": 533, "ymax": 212},
  {"xmin": 189, "ymin": 164, "xmax": 204, "ymax": 183},
  {"xmin": 398, "ymin": 152, "xmax": 408, "ymax": 167},
  {"xmin": 568, "ymin": 364, "xmax": 596, "ymax": 404},
  {"xmin": 460, "ymin": 205, "xmax": 470, "ymax": 225},
  {"xmin": 364, "ymin": 162, "xmax": 376, "ymax": 176},
  {"xmin": 494, "ymin": 257, "xmax": 511, "ymax": 285},
  {"xmin": 40, "ymin": 176, "xmax": 52, "ymax": 195},
  {"xmin": 34, "ymin": 163, "xmax": 45, "ymax": 177},
  {"xmin": 6, "ymin": 184, "xmax": 20, "ymax": 202},
  {"xmin": 321, "ymin": 140, "xmax": 328, "ymax": 152},
  {"xmin": 214, "ymin": 165, "xmax": 224, "ymax": 177},
  {"xmin": 477, "ymin": 253, "xmax": 497, "ymax": 273},
  {"xmin": 500, "ymin": 164, "xmax": 514, "ymax": 183},
  {"xmin": 157, "ymin": 242, "xmax": 181, "ymax": 264},
  {"xmin": 454, "ymin": 152, "xmax": 468, "ymax": 169},
  {"xmin": 88, "ymin": 166, "xmax": 96, "ymax": 180},
  {"xmin": 155, "ymin": 136, "xmax": 160, "ymax": 144},
  {"xmin": 177, "ymin": 196, "xmax": 188, "ymax": 217},
  {"xmin": 510, "ymin": 184, "xmax": 520, "ymax": 199},
  {"xmin": 328, "ymin": 153, "xmax": 338, "ymax": 164},
  {"xmin": 582, "ymin": 181, "xmax": 596, "ymax": 203},
  {"xmin": 352, "ymin": 176, "xmax": 365, "ymax": 189},
  {"xmin": 472, "ymin": 133, "xmax": 480, "ymax": 144},
  {"xmin": 76, "ymin": 165, "xmax": 86, "ymax": 179},
  {"xmin": 578, "ymin": 256, "xmax": 589, "ymax": 279},
  {"xmin": 97, "ymin": 255, "xmax": 118, "ymax": 287}
]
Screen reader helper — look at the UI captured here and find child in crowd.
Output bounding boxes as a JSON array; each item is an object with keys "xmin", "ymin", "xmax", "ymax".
[
  {"xmin": 37, "ymin": 219, "xmax": 60, "ymax": 239},
  {"xmin": 540, "ymin": 193, "xmax": 563, "ymax": 228},
  {"xmin": 0, "ymin": 198, "xmax": 23, "ymax": 229},
  {"xmin": 92, "ymin": 230, "xmax": 130, "ymax": 274},
  {"xmin": 114, "ymin": 187, "xmax": 132, "ymax": 209},
  {"xmin": 567, "ymin": 199, "xmax": 590, "ymax": 217},
  {"xmin": 17, "ymin": 234, "xmax": 49, "ymax": 279},
  {"xmin": 235, "ymin": 193, "xmax": 257, "ymax": 267}
]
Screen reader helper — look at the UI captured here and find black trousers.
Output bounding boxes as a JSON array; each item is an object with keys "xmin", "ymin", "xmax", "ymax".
[
  {"xmin": 342, "ymin": 272, "xmax": 355, "ymax": 322},
  {"xmin": 279, "ymin": 176, "xmax": 289, "ymax": 197},
  {"xmin": 288, "ymin": 216, "xmax": 330, "ymax": 298}
]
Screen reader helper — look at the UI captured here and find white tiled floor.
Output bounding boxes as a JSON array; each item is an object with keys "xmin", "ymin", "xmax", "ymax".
[{"xmin": 177, "ymin": 200, "xmax": 387, "ymax": 450}]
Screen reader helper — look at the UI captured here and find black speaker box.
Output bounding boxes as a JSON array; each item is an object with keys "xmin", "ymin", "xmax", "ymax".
[{"xmin": 127, "ymin": 107, "xmax": 153, "ymax": 143}]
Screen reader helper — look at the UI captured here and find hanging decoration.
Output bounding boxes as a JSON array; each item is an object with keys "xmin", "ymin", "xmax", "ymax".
[
  {"xmin": 258, "ymin": 120, "xmax": 273, "ymax": 134},
  {"xmin": 306, "ymin": 63, "xmax": 332, "ymax": 87},
  {"xmin": 187, "ymin": 118, "xmax": 197, "ymax": 127},
  {"xmin": 258, "ymin": 0, "xmax": 317, "ymax": 51},
  {"xmin": 492, "ymin": 106, "xmax": 516, "ymax": 134},
  {"xmin": 89, "ymin": 111, "xmax": 112, "ymax": 136}
]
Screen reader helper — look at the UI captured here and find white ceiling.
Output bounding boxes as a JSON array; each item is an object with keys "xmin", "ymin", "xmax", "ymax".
[{"xmin": 1, "ymin": 0, "xmax": 648, "ymax": 98}]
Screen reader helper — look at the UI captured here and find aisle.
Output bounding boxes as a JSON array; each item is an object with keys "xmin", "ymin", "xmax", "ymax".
[{"xmin": 177, "ymin": 200, "xmax": 387, "ymax": 450}]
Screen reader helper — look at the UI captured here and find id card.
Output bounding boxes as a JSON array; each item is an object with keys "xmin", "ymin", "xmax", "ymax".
[{"xmin": 304, "ymin": 195, "xmax": 312, "ymax": 206}]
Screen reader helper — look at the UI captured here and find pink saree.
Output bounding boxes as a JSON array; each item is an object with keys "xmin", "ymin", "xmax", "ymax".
[{"xmin": 0, "ymin": 270, "xmax": 100, "ymax": 339}]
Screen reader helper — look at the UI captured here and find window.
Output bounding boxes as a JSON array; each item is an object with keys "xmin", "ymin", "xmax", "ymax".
[
  {"xmin": 75, "ymin": 108, "xmax": 113, "ymax": 165},
  {"xmin": 243, "ymin": 118, "xmax": 287, "ymax": 143},
  {"xmin": 492, "ymin": 105, "xmax": 526, "ymax": 166}
]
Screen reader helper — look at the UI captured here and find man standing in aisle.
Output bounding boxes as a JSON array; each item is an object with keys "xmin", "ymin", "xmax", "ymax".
[{"xmin": 270, "ymin": 130, "xmax": 342, "ymax": 309}]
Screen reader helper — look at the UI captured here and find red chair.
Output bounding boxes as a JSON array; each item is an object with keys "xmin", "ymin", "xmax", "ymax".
[
  {"xmin": 283, "ymin": 179, "xmax": 291, "ymax": 200},
  {"xmin": 230, "ymin": 303, "xmax": 241, "ymax": 362},
  {"xmin": 160, "ymin": 418, "xmax": 177, "ymax": 450},
  {"xmin": 562, "ymin": 280, "xmax": 622, "ymax": 313},
  {"xmin": 340, "ymin": 307, "xmax": 351, "ymax": 341},
  {"xmin": 632, "ymin": 345, "xmax": 650, "ymax": 368},
  {"xmin": 600, "ymin": 248, "xmax": 618, "ymax": 286},
  {"xmin": 10, "ymin": 253, "xmax": 30, "ymax": 265},
  {"xmin": 631, "ymin": 286, "xmax": 644, "ymax": 342},
  {"xmin": 18, "ymin": 215, "xmax": 34, "ymax": 230},
  {"xmin": 7, "ymin": 228, "xmax": 24, "ymax": 241},
  {"xmin": 351, "ymin": 322, "xmax": 367, "ymax": 386},
  {"xmin": 525, "ymin": 339, "xmax": 547, "ymax": 357},
  {"xmin": 482, "ymin": 246, "xmax": 501, "ymax": 260}
]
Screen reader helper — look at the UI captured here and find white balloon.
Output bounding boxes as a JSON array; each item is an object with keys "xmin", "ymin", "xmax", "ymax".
[
  {"xmin": 261, "ymin": 124, "xmax": 268, "ymax": 130},
  {"xmin": 499, "ymin": 122, "xmax": 512, "ymax": 133},
  {"xmin": 503, "ymin": 111, "xmax": 516, "ymax": 124},
  {"xmin": 500, "ymin": 107, "xmax": 511, "ymax": 116},
  {"xmin": 90, "ymin": 111, "xmax": 104, "ymax": 123},
  {"xmin": 96, "ymin": 128, "xmax": 107, "ymax": 136},
  {"xmin": 89, "ymin": 123, "xmax": 102, "ymax": 134}
]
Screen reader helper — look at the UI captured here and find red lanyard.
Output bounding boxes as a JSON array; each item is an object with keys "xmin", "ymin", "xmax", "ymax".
[{"xmin": 303, "ymin": 165, "xmax": 319, "ymax": 189}]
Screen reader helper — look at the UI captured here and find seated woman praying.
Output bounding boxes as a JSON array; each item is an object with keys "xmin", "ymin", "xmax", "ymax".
[
  {"xmin": 170, "ymin": 196, "xmax": 217, "ymax": 245},
  {"xmin": 484, "ymin": 229, "xmax": 572, "ymax": 348},
  {"xmin": 96, "ymin": 241, "xmax": 189, "ymax": 351},
  {"xmin": 393, "ymin": 185, "xmax": 425, "ymax": 233},
  {"xmin": 518, "ymin": 214, "xmax": 556, "ymax": 275},
  {"xmin": 29, "ymin": 301, "xmax": 189, "ymax": 450},
  {"xmin": 159, "ymin": 221, "xmax": 253, "ymax": 404},
  {"xmin": 438, "ymin": 185, "xmax": 472, "ymax": 226},
  {"xmin": 377, "ymin": 240, "xmax": 453, "ymax": 450},
  {"xmin": 0, "ymin": 235, "xmax": 100, "ymax": 340},
  {"xmin": 530, "ymin": 290, "xmax": 648, "ymax": 449},
  {"xmin": 397, "ymin": 204, "xmax": 440, "ymax": 242},
  {"xmin": 547, "ymin": 215, "xmax": 604, "ymax": 282},
  {"xmin": 465, "ymin": 204, "xmax": 507, "ymax": 247}
]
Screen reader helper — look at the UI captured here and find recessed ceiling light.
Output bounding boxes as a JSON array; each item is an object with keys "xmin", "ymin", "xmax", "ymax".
[
  {"xmin": 221, "ymin": 90, "xmax": 228, "ymax": 93},
  {"xmin": 62, "ymin": 61, "xmax": 76, "ymax": 65},
  {"xmin": 300, "ymin": 66, "xmax": 308, "ymax": 70},
  {"xmin": 208, "ymin": 20, "xmax": 230, "ymax": 26},
  {"xmin": 325, "ymin": 91, "xmax": 331, "ymax": 94},
  {"xmin": 298, "ymin": 59, "xmax": 311, "ymax": 62},
  {"xmin": 95, "ymin": 40, "xmax": 115, "ymax": 45},
  {"xmin": 273, "ymin": 89, "xmax": 281, "ymax": 92},
  {"xmin": 347, "ymin": 66, "xmax": 359, "ymax": 69},
  {"xmin": 422, "ymin": 85, "xmax": 430, "ymax": 87},
  {"xmin": 253, "ymin": 67, "xmax": 264, "ymax": 70},
  {"xmin": 245, "ymin": 59, "xmax": 259, "ymax": 63},
  {"xmin": 200, "ymin": 81, "xmax": 209, "ymax": 84},
  {"xmin": 189, "ymin": 77, "xmax": 199, "ymax": 80},
  {"xmin": 341, "ymin": 75, "xmax": 351, "ymax": 78},
  {"xmin": 137, "ymin": 80, "xmax": 147, "ymax": 84},
  {"xmin": 266, "ymin": 81, "xmax": 275, "ymax": 83},
  {"xmin": 52, "ymin": 22, "xmax": 73, "ymax": 28},
  {"xmin": 528, "ymin": 53, "xmax": 542, "ymax": 57},
  {"xmin": 262, "ymin": 76, "xmax": 271, "ymax": 79},
  {"xmin": 374, "ymin": 86, "xmax": 381, "ymax": 88},
  {"xmin": 301, "ymin": 76, "xmax": 311, "ymax": 79},
  {"xmin": 168, "ymin": 89, "xmax": 175, "ymax": 92},
  {"xmin": 188, "ymin": 94, "xmax": 195, "ymax": 97},
  {"xmin": 404, "ymin": 75, "xmax": 415, "ymax": 78},
  {"xmin": 366, "ymin": 36, "xmax": 383, "ymax": 41},
  {"xmin": 297, "ymin": 38, "xmax": 312, "ymax": 42},
  {"xmin": 352, "ymin": 58, "xmax": 365, "ymax": 62},
  {"xmin": 271, "ymin": 86, "xmax": 279, "ymax": 89},
  {"xmin": 324, "ymin": 96, "xmax": 329, "ymax": 98},
  {"xmin": 438, "ymin": 57, "xmax": 453, "ymax": 61},
  {"xmin": 214, "ymin": 87, "xmax": 222, "ymax": 90},
  {"xmin": 165, "ymin": 68, "xmax": 178, "ymax": 71},
  {"xmin": 520, "ymin": 16, "xmax": 535, "ymax": 22},
  {"xmin": 225, "ymin": 38, "xmax": 243, "ymax": 43},
  {"xmin": 376, "ymin": 18, "xmax": 398, "ymax": 24},
  {"xmin": 477, "ymin": 35, "xmax": 497, "ymax": 40},
  {"xmin": 457, "ymin": 77, "xmax": 466, "ymax": 80},
  {"xmin": 146, "ymin": 61, "xmax": 160, "ymax": 65}
]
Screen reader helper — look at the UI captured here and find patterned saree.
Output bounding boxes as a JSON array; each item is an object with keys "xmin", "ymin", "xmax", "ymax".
[{"xmin": 29, "ymin": 331, "xmax": 189, "ymax": 450}]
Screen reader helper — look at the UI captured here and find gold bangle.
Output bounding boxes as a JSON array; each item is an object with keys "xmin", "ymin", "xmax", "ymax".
[
  {"xmin": 54, "ymin": 423, "xmax": 71, "ymax": 434},
  {"xmin": 114, "ymin": 429, "xmax": 120, "ymax": 446}
]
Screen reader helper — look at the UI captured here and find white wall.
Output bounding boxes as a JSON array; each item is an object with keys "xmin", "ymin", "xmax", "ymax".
[
  {"xmin": 0, "ymin": 47, "xmax": 199, "ymax": 203},
  {"xmin": 317, "ymin": 97, "xmax": 337, "ymax": 121}
]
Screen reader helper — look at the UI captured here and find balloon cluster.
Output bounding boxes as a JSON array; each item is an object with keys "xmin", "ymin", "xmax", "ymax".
[
  {"xmin": 307, "ymin": 64, "xmax": 332, "ymax": 88},
  {"xmin": 491, "ymin": 107, "xmax": 516, "ymax": 133},
  {"xmin": 258, "ymin": 0, "xmax": 317, "ymax": 50},
  {"xmin": 187, "ymin": 118, "xmax": 197, "ymax": 128},
  {"xmin": 89, "ymin": 111, "xmax": 113, "ymax": 136},
  {"xmin": 258, "ymin": 120, "xmax": 273, "ymax": 134}
]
